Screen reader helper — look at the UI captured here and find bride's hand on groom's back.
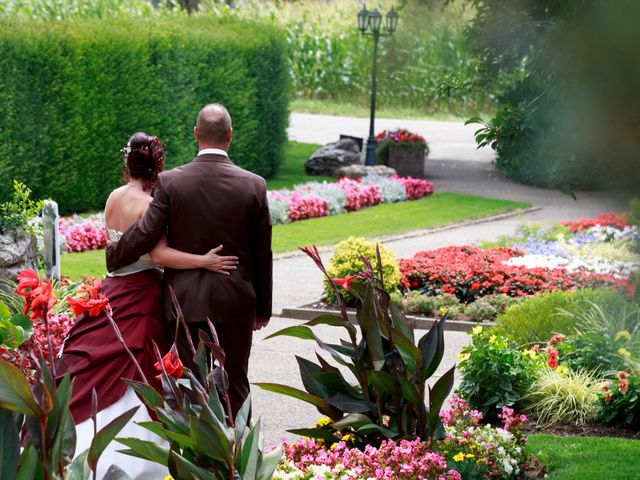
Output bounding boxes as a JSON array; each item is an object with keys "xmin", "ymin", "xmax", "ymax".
[{"xmin": 202, "ymin": 244, "xmax": 238, "ymax": 275}]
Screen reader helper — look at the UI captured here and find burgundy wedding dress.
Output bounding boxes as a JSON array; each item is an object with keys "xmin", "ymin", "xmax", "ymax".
[{"xmin": 55, "ymin": 229, "xmax": 170, "ymax": 479}]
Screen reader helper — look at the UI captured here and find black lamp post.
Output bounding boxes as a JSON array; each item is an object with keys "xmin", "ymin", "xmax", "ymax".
[{"xmin": 358, "ymin": 5, "xmax": 399, "ymax": 166}]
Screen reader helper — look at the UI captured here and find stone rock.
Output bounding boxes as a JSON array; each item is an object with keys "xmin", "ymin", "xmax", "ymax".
[
  {"xmin": 0, "ymin": 230, "xmax": 37, "ymax": 284},
  {"xmin": 305, "ymin": 138, "xmax": 361, "ymax": 176},
  {"xmin": 335, "ymin": 164, "xmax": 397, "ymax": 179}
]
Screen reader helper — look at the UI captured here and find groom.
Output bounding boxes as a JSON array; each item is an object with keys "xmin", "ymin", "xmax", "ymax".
[{"xmin": 106, "ymin": 103, "xmax": 272, "ymax": 416}]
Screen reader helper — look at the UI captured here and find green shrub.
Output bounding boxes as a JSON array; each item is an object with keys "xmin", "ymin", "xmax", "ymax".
[
  {"xmin": 597, "ymin": 371, "xmax": 640, "ymax": 430},
  {"xmin": 457, "ymin": 327, "xmax": 543, "ymax": 421},
  {"xmin": 0, "ymin": 181, "xmax": 44, "ymax": 235},
  {"xmin": 493, "ymin": 288, "xmax": 631, "ymax": 345},
  {"xmin": 0, "ymin": 17, "xmax": 289, "ymax": 212},
  {"xmin": 525, "ymin": 369, "xmax": 599, "ymax": 426},
  {"xmin": 557, "ymin": 303, "xmax": 640, "ymax": 375},
  {"xmin": 324, "ymin": 237, "xmax": 400, "ymax": 305}
]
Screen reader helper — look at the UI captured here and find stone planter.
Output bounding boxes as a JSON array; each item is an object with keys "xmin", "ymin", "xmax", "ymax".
[
  {"xmin": 0, "ymin": 229, "xmax": 37, "ymax": 285},
  {"xmin": 387, "ymin": 144, "xmax": 427, "ymax": 178}
]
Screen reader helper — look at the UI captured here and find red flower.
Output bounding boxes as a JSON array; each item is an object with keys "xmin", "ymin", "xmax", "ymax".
[
  {"xmin": 16, "ymin": 269, "xmax": 39, "ymax": 299},
  {"xmin": 333, "ymin": 275, "xmax": 356, "ymax": 292},
  {"xmin": 67, "ymin": 282, "xmax": 109, "ymax": 317},
  {"xmin": 549, "ymin": 334, "xmax": 565, "ymax": 347},
  {"xmin": 546, "ymin": 348, "xmax": 559, "ymax": 369},
  {"xmin": 28, "ymin": 280, "xmax": 57, "ymax": 321},
  {"xmin": 154, "ymin": 349, "xmax": 184, "ymax": 380}
]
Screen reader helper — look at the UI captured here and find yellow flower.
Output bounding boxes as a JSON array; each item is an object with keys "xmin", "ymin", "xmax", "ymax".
[
  {"xmin": 330, "ymin": 442, "xmax": 338, "ymax": 450},
  {"xmin": 453, "ymin": 453, "xmax": 466, "ymax": 462},
  {"xmin": 465, "ymin": 453, "xmax": 475, "ymax": 459},
  {"xmin": 164, "ymin": 476, "xmax": 173, "ymax": 480},
  {"xmin": 556, "ymin": 365, "xmax": 569, "ymax": 375},
  {"xmin": 523, "ymin": 349, "xmax": 537, "ymax": 359},
  {"xmin": 472, "ymin": 325, "xmax": 483, "ymax": 336},
  {"xmin": 457, "ymin": 352, "xmax": 470, "ymax": 362},
  {"xmin": 316, "ymin": 417, "xmax": 332, "ymax": 427},
  {"xmin": 341, "ymin": 434, "xmax": 352, "ymax": 442},
  {"xmin": 615, "ymin": 330, "xmax": 632, "ymax": 342},
  {"xmin": 618, "ymin": 348, "xmax": 631, "ymax": 358}
]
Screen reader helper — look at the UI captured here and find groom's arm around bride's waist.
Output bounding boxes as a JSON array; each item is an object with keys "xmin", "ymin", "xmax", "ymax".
[{"xmin": 106, "ymin": 177, "xmax": 170, "ymax": 272}]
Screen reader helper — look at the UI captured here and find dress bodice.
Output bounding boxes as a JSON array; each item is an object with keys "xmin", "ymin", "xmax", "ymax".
[{"xmin": 107, "ymin": 229, "xmax": 161, "ymax": 277}]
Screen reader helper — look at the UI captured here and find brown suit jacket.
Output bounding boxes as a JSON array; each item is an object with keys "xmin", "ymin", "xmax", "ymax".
[{"xmin": 106, "ymin": 153, "xmax": 272, "ymax": 325}]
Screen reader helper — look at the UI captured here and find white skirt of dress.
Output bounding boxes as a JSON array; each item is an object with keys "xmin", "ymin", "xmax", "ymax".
[{"xmin": 74, "ymin": 387, "xmax": 169, "ymax": 480}]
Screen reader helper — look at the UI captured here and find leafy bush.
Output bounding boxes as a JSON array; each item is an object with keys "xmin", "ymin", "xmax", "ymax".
[
  {"xmin": 259, "ymin": 245, "xmax": 455, "ymax": 447},
  {"xmin": 494, "ymin": 288, "xmax": 631, "ymax": 345},
  {"xmin": 0, "ymin": 181, "xmax": 44, "ymax": 235},
  {"xmin": 525, "ymin": 369, "xmax": 599, "ymax": 426},
  {"xmin": 324, "ymin": 237, "xmax": 400, "ymax": 305},
  {"xmin": 457, "ymin": 327, "xmax": 543, "ymax": 421},
  {"xmin": 0, "ymin": 17, "xmax": 289, "ymax": 212},
  {"xmin": 597, "ymin": 371, "xmax": 640, "ymax": 429}
]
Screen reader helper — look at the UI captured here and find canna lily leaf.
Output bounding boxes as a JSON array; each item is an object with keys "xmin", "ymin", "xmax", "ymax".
[
  {"xmin": 102, "ymin": 465, "xmax": 132, "ymax": 480},
  {"xmin": 254, "ymin": 383, "xmax": 341, "ymax": 419},
  {"xmin": 238, "ymin": 421, "xmax": 260, "ymax": 479},
  {"xmin": 331, "ymin": 413, "xmax": 374, "ymax": 430},
  {"xmin": 116, "ymin": 437, "xmax": 170, "ymax": 466},
  {"xmin": 418, "ymin": 317, "xmax": 445, "ymax": 381},
  {"xmin": 287, "ymin": 427, "xmax": 337, "ymax": 444},
  {"xmin": 257, "ymin": 444, "xmax": 283, "ymax": 480},
  {"xmin": 0, "ymin": 408, "xmax": 20, "ymax": 480},
  {"xmin": 305, "ymin": 314, "xmax": 356, "ymax": 337},
  {"xmin": 169, "ymin": 450, "xmax": 213, "ymax": 480},
  {"xmin": 359, "ymin": 283, "xmax": 385, "ymax": 371},
  {"xmin": 122, "ymin": 379, "xmax": 163, "ymax": 410},
  {"xmin": 368, "ymin": 371, "xmax": 398, "ymax": 396},
  {"xmin": 190, "ymin": 413, "xmax": 231, "ymax": 463},
  {"xmin": 88, "ymin": 406, "xmax": 139, "ymax": 471},
  {"xmin": 265, "ymin": 325, "xmax": 315, "ymax": 341},
  {"xmin": 235, "ymin": 396, "xmax": 252, "ymax": 442},
  {"xmin": 135, "ymin": 421, "xmax": 168, "ymax": 440},
  {"xmin": 0, "ymin": 359, "xmax": 42, "ymax": 416},
  {"xmin": 376, "ymin": 319, "xmax": 421, "ymax": 373},
  {"xmin": 327, "ymin": 393, "xmax": 375, "ymax": 414},
  {"xmin": 398, "ymin": 375, "xmax": 423, "ymax": 411},
  {"xmin": 427, "ymin": 365, "xmax": 455, "ymax": 440},
  {"xmin": 64, "ymin": 449, "xmax": 89, "ymax": 480},
  {"xmin": 389, "ymin": 302, "xmax": 414, "ymax": 342}
]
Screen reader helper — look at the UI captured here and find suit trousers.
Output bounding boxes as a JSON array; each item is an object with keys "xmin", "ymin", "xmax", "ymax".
[{"xmin": 176, "ymin": 320, "xmax": 253, "ymax": 419}]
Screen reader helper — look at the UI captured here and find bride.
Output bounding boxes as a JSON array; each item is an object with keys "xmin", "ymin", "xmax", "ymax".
[{"xmin": 55, "ymin": 132, "xmax": 238, "ymax": 479}]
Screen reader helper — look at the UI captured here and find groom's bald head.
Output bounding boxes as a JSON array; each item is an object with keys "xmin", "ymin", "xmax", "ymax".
[{"xmin": 195, "ymin": 103, "xmax": 232, "ymax": 147}]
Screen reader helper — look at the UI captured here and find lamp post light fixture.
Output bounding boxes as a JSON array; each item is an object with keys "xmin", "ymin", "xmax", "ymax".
[{"xmin": 358, "ymin": 5, "xmax": 399, "ymax": 166}]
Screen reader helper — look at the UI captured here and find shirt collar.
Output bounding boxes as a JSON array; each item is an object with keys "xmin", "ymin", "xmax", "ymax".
[{"xmin": 198, "ymin": 148, "xmax": 228, "ymax": 157}]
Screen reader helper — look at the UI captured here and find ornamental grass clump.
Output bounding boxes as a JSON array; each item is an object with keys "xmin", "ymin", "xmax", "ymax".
[
  {"xmin": 525, "ymin": 368, "xmax": 599, "ymax": 427},
  {"xmin": 258, "ymin": 244, "xmax": 455, "ymax": 447},
  {"xmin": 324, "ymin": 237, "xmax": 400, "ymax": 305}
]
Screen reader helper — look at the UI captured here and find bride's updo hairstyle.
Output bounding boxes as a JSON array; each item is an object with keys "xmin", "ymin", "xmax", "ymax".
[{"xmin": 121, "ymin": 132, "xmax": 165, "ymax": 191}]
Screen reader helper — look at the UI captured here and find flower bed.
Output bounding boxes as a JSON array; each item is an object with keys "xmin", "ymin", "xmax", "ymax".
[
  {"xmin": 59, "ymin": 214, "xmax": 107, "ymax": 253},
  {"xmin": 274, "ymin": 398, "xmax": 542, "ymax": 479},
  {"xmin": 268, "ymin": 175, "xmax": 433, "ymax": 225},
  {"xmin": 399, "ymin": 245, "xmax": 630, "ymax": 302},
  {"xmin": 392, "ymin": 213, "xmax": 638, "ymax": 323}
]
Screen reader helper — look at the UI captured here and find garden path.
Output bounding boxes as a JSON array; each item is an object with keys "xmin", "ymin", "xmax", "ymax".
[{"xmin": 250, "ymin": 112, "xmax": 631, "ymax": 444}]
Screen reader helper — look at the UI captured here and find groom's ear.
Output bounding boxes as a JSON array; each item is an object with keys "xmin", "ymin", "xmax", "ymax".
[
  {"xmin": 227, "ymin": 127, "xmax": 233, "ymax": 143},
  {"xmin": 194, "ymin": 126, "xmax": 199, "ymax": 142}
]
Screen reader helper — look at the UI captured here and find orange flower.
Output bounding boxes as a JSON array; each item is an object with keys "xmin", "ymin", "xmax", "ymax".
[
  {"xmin": 616, "ymin": 371, "xmax": 628, "ymax": 381},
  {"xmin": 333, "ymin": 275, "xmax": 356, "ymax": 292},
  {"xmin": 154, "ymin": 349, "xmax": 183, "ymax": 380},
  {"xmin": 604, "ymin": 393, "xmax": 612, "ymax": 403},
  {"xmin": 619, "ymin": 378, "xmax": 629, "ymax": 394},
  {"xmin": 67, "ymin": 283, "xmax": 109, "ymax": 317}
]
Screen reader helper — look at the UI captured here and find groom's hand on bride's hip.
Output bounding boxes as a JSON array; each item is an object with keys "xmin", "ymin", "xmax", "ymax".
[{"xmin": 253, "ymin": 316, "xmax": 270, "ymax": 331}]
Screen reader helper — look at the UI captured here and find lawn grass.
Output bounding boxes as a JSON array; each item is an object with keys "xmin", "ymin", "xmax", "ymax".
[
  {"xmin": 266, "ymin": 141, "xmax": 330, "ymax": 191},
  {"xmin": 60, "ymin": 193, "xmax": 528, "ymax": 280},
  {"xmin": 527, "ymin": 434, "xmax": 640, "ymax": 479},
  {"xmin": 291, "ymin": 98, "xmax": 470, "ymax": 122}
]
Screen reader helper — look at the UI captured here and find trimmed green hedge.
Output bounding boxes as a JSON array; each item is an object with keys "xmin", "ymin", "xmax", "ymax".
[{"xmin": 0, "ymin": 17, "xmax": 289, "ymax": 212}]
